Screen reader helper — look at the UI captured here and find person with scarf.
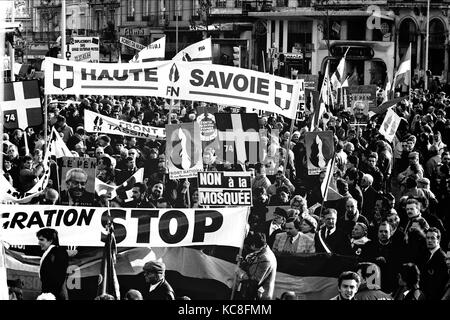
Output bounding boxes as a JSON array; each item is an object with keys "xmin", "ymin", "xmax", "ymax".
[{"xmin": 237, "ymin": 232, "xmax": 277, "ymax": 300}]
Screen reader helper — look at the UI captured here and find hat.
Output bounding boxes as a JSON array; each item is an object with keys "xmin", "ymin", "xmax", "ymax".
[
  {"xmin": 273, "ymin": 207, "xmax": 288, "ymax": 219},
  {"xmin": 143, "ymin": 261, "xmax": 165, "ymax": 274},
  {"xmin": 302, "ymin": 214, "xmax": 318, "ymax": 231}
]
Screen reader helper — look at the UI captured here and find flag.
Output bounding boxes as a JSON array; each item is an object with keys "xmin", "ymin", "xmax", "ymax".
[
  {"xmin": 172, "ymin": 38, "xmax": 212, "ymax": 63},
  {"xmin": 379, "ymin": 108, "xmax": 401, "ymax": 143},
  {"xmin": 2, "ymin": 80, "xmax": 43, "ymax": 130},
  {"xmin": 0, "ymin": 242, "xmax": 9, "ymax": 300},
  {"xmin": 341, "ymin": 77, "xmax": 349, "ymax": 88},
  {"xmin": 309, "ymin": 90, "xmax": 325, "ymax": 132},
  {"xmin": 320, "ymin": 61, "xmax": 332, "ymax": 107},
  {"xmin": 347, "ymin": 68, "xmax": 359, "ymax": 86},
  {"xmin": 95, "ymin": 168, "xmax": 144, "ymax": 202},
  {"xmin": 130, "ymin": 36, "xmax": 166, "ymax": 63},
  {"xmin": 274, "ymin": 253, "xmax": 359, "ymax": 300},
  {"xmin": 392, "ymin": 43, "xmax": 411, "ymax": 91},
  {"xmin": 383, "ymin": 76, "xmax": 391, "ymax": 102},
  {"xmin": 50, "ymin": 127, "xmax": 73, "ymax": 158},
  {"xmin": 330, "ymin": 56, "xmax": 346, "ymax": 91},
  {"xmin": 215, "ymin": 113, "xmax": 261, "ymax": 165},
  {"xmin": 97, "ymin": 220, "xmax": 120, "ymax": 300},
  {"xmin": 5, "ymin": 246, "xmax": 235, "ymax": 300},
  {"xmin": 320, "ymin": 157, "xmax": 342, "ymax": 201},
  {"xmin": 370, "ymin": 96, "xmax": 407, "ymax": 115}
]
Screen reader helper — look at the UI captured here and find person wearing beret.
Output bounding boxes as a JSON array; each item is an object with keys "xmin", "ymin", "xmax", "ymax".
[{"xmin": 142, "ymin": 261, "xmax": 175, "ymax": 300}]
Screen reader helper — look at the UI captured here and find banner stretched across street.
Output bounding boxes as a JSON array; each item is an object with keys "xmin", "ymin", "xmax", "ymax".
[
  {"xmin": 0, "ymin": 205, "xmax": 249, "ymax": 248},
  {"xmin": 43, "ymin": 57, "xmax": 303, "ymax": 119}
]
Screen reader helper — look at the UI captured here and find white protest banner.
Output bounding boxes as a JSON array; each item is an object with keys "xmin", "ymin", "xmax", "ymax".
[
  {"xmin": 0, "ymin": 205, "xmax": 248, "ymax": 248},
  {"xmin": 68, "ymin": 37, "xmax": 99, "ymax": 63},
  {"xmin": 379, "ymin": 108, "xmax": 401, "ymax": 143},
  {"xmin": 43, "ymin": 58, "xmax": 302, "ymax": 119},
  {"xmin": 172, "ymin": 37, "xmax": 212, "ymax": 63},
  {"xmin": 130, "ymin": 36, "xmax": 166, "ymax": 62},
  {"xmin": 84, "ymin": 109, "xmax": 166, "ymax": 139},
  {"xmin": 198, "ymin": 171, "xmax": 252, "ymax": 207},
  {"xmin": 119, "ymin": 37, "xmax": 145, "ymax": 51},
  {"xmin": 166, "ymin": 122, "xmax": 203, "ymax": 180}
]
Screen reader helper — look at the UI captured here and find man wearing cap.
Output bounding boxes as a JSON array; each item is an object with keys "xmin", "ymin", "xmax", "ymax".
[
  {"xmin": 142, "ymin": 261, "xmax": 175, "ymax": 300},
  {"xmin": 258, "ymin": 207, "xmax": 287, "ymax": 249}
]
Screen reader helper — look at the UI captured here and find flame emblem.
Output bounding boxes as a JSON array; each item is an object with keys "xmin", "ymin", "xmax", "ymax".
[{"xmin": 169, "ymin": 63, "xmax": 179, "ymax": 82}]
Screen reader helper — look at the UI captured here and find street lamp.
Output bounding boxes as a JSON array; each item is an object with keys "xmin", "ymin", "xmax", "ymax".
[{"xmin": 425, "ymin": 0, "xmax": 430, "ymax": 90}]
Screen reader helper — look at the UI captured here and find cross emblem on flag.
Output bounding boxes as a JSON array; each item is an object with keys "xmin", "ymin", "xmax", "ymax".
[
  {"xmin": 274, "ymin": 81, "xmax": 293, "ymax": 110},
  {"xmin": 216, "ymin": 113, "xmax": 261, "ymax": 165},
  {"xmin": 53, "ymin": 64, "xmax": 74, "ymax": 90},
  {"xmin": 1, "ymin": 80, "xmax": 43, "ymax": 130}
]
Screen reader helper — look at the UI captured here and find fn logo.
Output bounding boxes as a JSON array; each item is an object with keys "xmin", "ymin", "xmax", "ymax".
[{"xmin": 93, "ymin": 116, "xmax": 103, "ymax": 130}]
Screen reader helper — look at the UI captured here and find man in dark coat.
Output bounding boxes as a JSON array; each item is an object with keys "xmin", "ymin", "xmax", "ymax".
[
  {"xmin": 314, "ymin": 208, "xmax": 352, "ymax": 255},
  {"xmin": 421, "ymin": 228, "xmax": 449, "ymax": 300},
  {"xmin": 257, "ymin": 207, "xmax": 287, "ymax": 249},
  {"xmin": 142, "ymin": 261, "xmax": 175, "ymax": 300},
  {"xmin": 360, "ymin": 173, "xmax": 379, "ymax": 222},
  {"xmin": 37, "ymin": 228, "xmax": 69, "ymax": 300}
]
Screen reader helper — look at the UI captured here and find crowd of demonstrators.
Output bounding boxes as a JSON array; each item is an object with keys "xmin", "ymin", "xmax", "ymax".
[{"xmin": 2, "ymin": 84, "xmax": 450, "ymax": 300}]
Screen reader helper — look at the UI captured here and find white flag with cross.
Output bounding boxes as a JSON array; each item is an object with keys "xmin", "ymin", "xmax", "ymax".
[{"xmin": 1, "ymin": 80, "xmax": 43, "ymax": 130}]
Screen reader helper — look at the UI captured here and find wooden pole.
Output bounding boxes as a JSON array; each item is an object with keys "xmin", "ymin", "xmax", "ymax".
[{"xmin": 230, "ymin": 207, "xmax": 250, "ymax": 300}]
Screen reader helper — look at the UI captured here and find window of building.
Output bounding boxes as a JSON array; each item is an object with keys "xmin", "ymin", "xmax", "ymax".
[
  {"xmin": 287, "ymin": 21, "xmax": 312, "ymax": 52},
  {"xmin": 347, "ymin": 18, "xmax": 366, "ymax": 41},
  {"xmin": 127, "ymin": 0, "xmax": 135, "ymax": 21}
]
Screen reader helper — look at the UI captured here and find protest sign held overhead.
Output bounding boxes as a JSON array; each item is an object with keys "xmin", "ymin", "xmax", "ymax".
[
  {"xmin": 84, "ymin": 109, "xmax": 166, "ymax": 139},
  {"xmin": 198, "ymin": 171, "xmax": 252, "ymax": 207},
  {"xmin": 43, "ymin": 58, "xmax": 302, "ymax": 119},
  {"xmin": 1, "ymin": 80, "xmax": 43, "ymax": 130},
  {"xmin": 196, "ymin": 105, "xmax": 218, "ymax": 142},
  {"xmin": 215, "ymin": 113, "xmax": 261, "ymax": 165},
  {"xmin": 165, "ymin": 122, "xmax": 203, "ymax": 180},
  {"xmin": 0, "ymin": 205, "xmax": 249, "ymax": 248},
  {"xmin": 379, "ymin": 108, "xmax": 401, "ymax": 143},
  {"xmin": 68, "ymin": 37, "xmax": 100, "ymax": 63},
  {"xmin": 343, "ymin": 85, "xmax": 377, "ymax": 124},
  {"xmin": 305, "ymin": 131, "xmax": 334, "ymax": 175},
  {"xmin": 60, "ymin": 157, "xmax": 96, "ymax": 206}
]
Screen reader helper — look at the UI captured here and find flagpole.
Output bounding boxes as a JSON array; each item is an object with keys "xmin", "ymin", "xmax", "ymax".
[
  {"xmin": 318, "ymin": 152, "xmax": 335, "ymax": 218},
  {"xmin": 282, "ymin": 117, "xmax": 296, "ymax": 179},
  {"xmin": 44, "ymin": 95, "xmax": 48, "ymax": 147},
  {"xmin": 261, "ymin": 51, "xmax": 266, "ymax": 73},
  {"xmin": 230, "ymin": 206, "xmax": 250, "ymax": 300}
]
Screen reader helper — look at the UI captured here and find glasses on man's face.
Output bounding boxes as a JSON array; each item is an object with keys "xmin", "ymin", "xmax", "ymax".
[{"xmin": 70, "ymin": 181, "xmax": 86, "ymax": 187}]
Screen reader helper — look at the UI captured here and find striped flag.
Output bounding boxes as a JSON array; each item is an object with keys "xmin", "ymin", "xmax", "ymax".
[
  {"xmin": 1, "ymin": 80, "xmax": 43, "ymax": 130},
  {"xmin": 274, "ymin": 253, "xmax": 359, "ymax": 300},
  {"xmin": 0, "ymin": 242, "xmax": 9, "ymax": 300},
  {"xmin": 50, "ymin": 127, "xmax": 73, "ymax": 158},
  {"xmin": 172, "ymin": 38, "xmax": 212, "ymax": 63},
  {"xmin": 392, "ymin": 43, "xmax": 411, "ymax": 91},
  {"xmin": 379, "ymin": 108, "xmax": 401, "ymax": 143},
  {"xmin": 95, "ymin": 168, "xmax": 144, "ymax": 201},
  {"xmin": 320, "ymin": 157, "xmax": 342, "ymax": 201},
  {"xmin": 320, "ymin": 61, "xmax": 332, "ymax": 107},
  {"xmin": 330, "ymin": 55, "xmax": 346, "ymax": 91},
  {"xmin": 97, "ymin": 219, "xmax": 120, "ymax": 300},
  {"xmin": 309, "ymin": 90, "xmax": 326, "ymax": 132},
  {"xmin": 5, "ymin": 246, "xmax": 236, "ymax": 300}
]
